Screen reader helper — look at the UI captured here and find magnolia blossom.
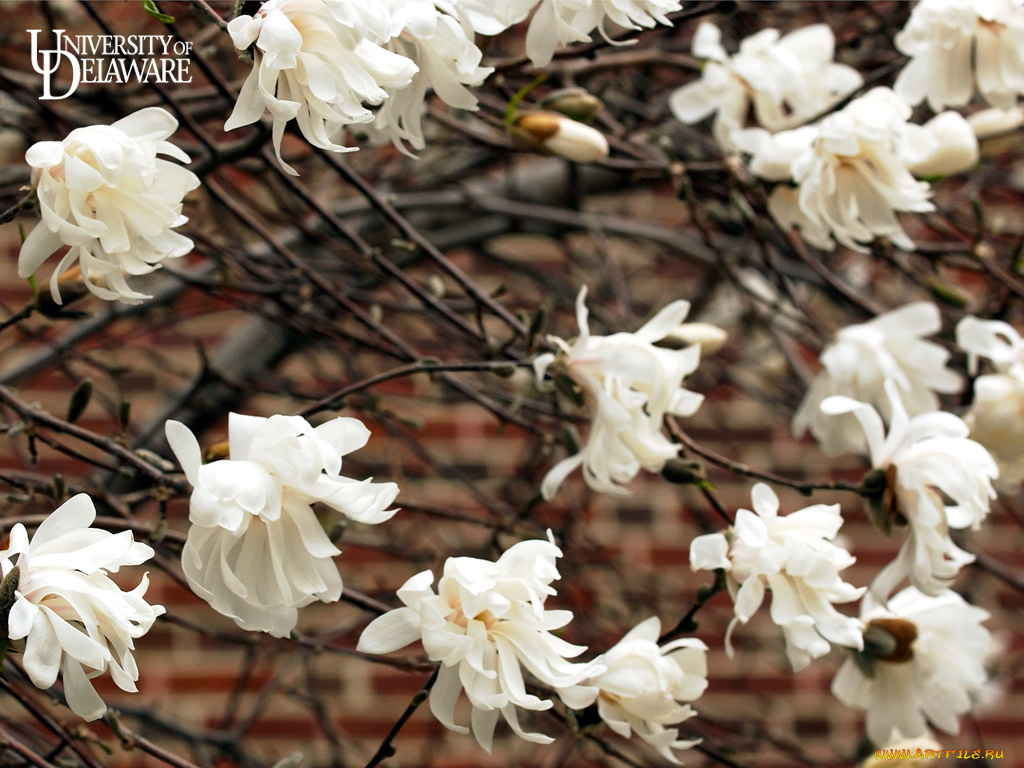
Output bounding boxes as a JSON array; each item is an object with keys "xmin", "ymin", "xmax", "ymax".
[
  {"xmin": 832, "ymin": 587, "xmax": 993, "ymax": 745},
  {"xmin": 224, "ymin": 0, "xmax": 418, "ymax": 173},
  {"xmin": 901, "ymin": 111, "xmax": 980, "ymax": 177},
  {"xmin": 821, "ymin": 381, "xmax": 997, "ymax": 599},
  {"xmin": 0, "ymin": 495, "xmax": 164, "ymax": 721},
  {"xmin": 19, "ymin": 107, "xmax": 199, "ymax": 304},
  {"xmin": 372, "ymin": 1, "xmax": 492, "ymax": 154},
  {"xmin": 956, "ymin": 316, "xmax": 1024, "ymax": 488},
  {"xmin": 764, "ymin": 88, "xmax": 935, "ymax": 252},
  {"xmin": 357, "ymin": 534, "xmax": 601, "ymax": 751},
  {"xmin": 792, "ymin": 302, "xmax": 963, "ymax": 456},
  {"xmin": 689, "ymin": 483, "xmax": 864, "ymax": 671},
  {"xmin": 894, "ymin": 0, "xmax": 1024, "ymax": 112},
  {"xmin": 558, "ymin": 617, "xmax": 707, "ymax": 763},
  {"xmin": 534, "ymin": 287, "xmax": 705, "ymax": 499},
  {"xmin": 166, "ymin": 413, "xmax": 398, "ymax": 637},
  {"xmin": 669, "ymin": 22, "xmax": 861, "ymax": 150},
  {"xmin": 739, "ymin": 108, "xmax": 979, "ymax": 182}
]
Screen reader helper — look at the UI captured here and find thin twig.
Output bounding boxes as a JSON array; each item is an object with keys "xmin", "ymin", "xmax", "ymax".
[
  {"xmin": 666, "ymin": 417, "xmax": 865, "ymax": 497},
  {"xmin": 364, "ymin": 666, "xmax": 439, "ymax": 768}
]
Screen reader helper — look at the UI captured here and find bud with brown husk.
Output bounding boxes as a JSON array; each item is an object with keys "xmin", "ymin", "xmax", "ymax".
[
  {"xmin": 509, "ymin": 112, "xmax": 609, "ymax": 163},
  {"xmin": 864, "ymin": 617, "xmax": 918, "ymax": 663},
  {"xmin": 851, "ymin": 616, "xmax": 919, "ymax": 678},
  {"xmin": 861, "ymin": 465, "xmax": 904, "ymax": 536},
  {"xmin": 35, "ymin": 265, "xmax": 102, "ymax": 317}
]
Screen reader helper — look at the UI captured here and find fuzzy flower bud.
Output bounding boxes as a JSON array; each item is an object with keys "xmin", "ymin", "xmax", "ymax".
[{"xmin": 511, "ymin": 112, "xmax": 609, "ymax": 163}]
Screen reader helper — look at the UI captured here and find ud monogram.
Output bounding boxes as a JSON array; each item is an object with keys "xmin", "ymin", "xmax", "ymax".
[{"xmin": 29, "ymin": 29, "xmax": 79, "ymax": 100}]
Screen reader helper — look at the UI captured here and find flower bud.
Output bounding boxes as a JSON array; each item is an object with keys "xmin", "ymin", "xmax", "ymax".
[
  {"xmin": 661, "ymin": 458, "xmax": 706, "ymax": 485},
  {"xmin": 510, "ymin": 112, "xmax": 609, "ymax": 163},
  {"xmin": 967, "ymin": 106, "xmax": 1024, "ymax": 140},
  {"xmin": 865, "ymin": 617, "xmax": 918, "ymax": 663},
  {"xmin": 540, "ymin": 89, "xmax": 604, "ymax": 123},
  {"xmin": 660, "ymin": 322, "xmax": 728, "ymax": 354}
]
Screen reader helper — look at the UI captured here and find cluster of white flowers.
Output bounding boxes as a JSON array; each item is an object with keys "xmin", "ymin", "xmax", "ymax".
[
  {"xmin": 894, "ymin": 0, "xmax": 1024, "ymax": 111},
  {"xmin": 670, "ymin": 22, "xmax": 862, "ymax": 150},
  {"xmin": 690, "ymin": 483, "xmax": 865, "ymax": 671},
  {"xmin": 19, "ymin": 107, "xmax": 199, "ymax": 304},
  {"xmin": 223, "ymin": 0, "xmax": 682, "ymax": 167},
  {"xmin": 956, "ymin": 316, "xmax": 1024, "ymax": 489},
  {"xmin": 224, "ymin": 0, "xmax": 420, "ymax": 172},
  {"xmin": 737, "ymin": 88, "xmax": 979, "ymax": 253},
  {"xmin": 832, "ymin": 587, "xmax": 994, "ymax": 746},
  {"xmin": 166, "ymin": 413, "xmax": 398, "ymax": 638},
  {"xmin": 0, "ymin": 495, "xmax": 164, "ymax": 721},
  {"xmin": 534, "ymin": 287, "xmax": 705, "ymax": 499},
  {"xmin": 792, "ymin": 302, "xmax": 963, "ymax": 456},
  {"xmin": 357, "ymin": 534, "xmax": 601, "ymax": 751},
  {"xmin": 822, "ymin": 381, "xmax": 997, "ymax": 599},
  {"xmin": 558, "ymin": 617, "xmax": 708, "ymax": 764}
]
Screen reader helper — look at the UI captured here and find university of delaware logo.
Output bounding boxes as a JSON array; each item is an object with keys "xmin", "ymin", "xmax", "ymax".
[{"xmin": 29, "ymin": 29, "xmax": 192, "ymax": 100}]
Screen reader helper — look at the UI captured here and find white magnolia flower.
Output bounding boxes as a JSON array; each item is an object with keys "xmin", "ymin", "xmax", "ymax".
[
  {"xmin": 0, "ymin": 494, "xmax": 164, "ymax": 721},
  {"xmin": 165, "ymin": 413, "xmax": 398, "ymax": 638},
  {"xmin": 894, "ymin": 0, "xmax": 1024, "ymax": 112},
  {"xmin": 511, "ymin": 112, "xmax": 610, "ymax": 162},
  {"xmin": 743, "ymin": 111, "xmax": 979, "ymax": 182},
  {"xmin": 821, "ymin": 381, "xmax": 997, "ymax": 599},
  {"xmin": 373, "ymin": 1, "xmax": 492, "ymax": 154},
  {"xmin": 558, "ymin": 617, "xmax": 707, "ymax": 764},
  {"xmin": 765, "ymin": 88, "xmax": 935, "ymax": 252},
  {"xmin": 432, "ymin": 0, "xmax": 529, "ymax": 37},
  {"xmin": 534, "ymin": 287, "xmax": 704, "ymax": 499},
  {"xmin": 901, "ymin": 111, "xmax": 980, "ymax": 177},
  {"xmin": 497, "ymin": 0, "xmax": 682, "ymax": 68},
  {"xmin": 357, "ymin": 534, "xmax": 600, "ymax": 752},
  {"xmin": 19, "ymin": 107, "xmax": 199, "ymax": 304},
  {"xmin": 792, "ymin": 302, "xmax": 963, "ymax": 456},
  {"xmin": 731, "ymin": 124, "xmax": 818, "ymax": 181},
  {"xmin": 224, "ymin": 0, "xmax": 419, "ymax": 173},
  {"xmin": 956, "ymin": 316, "xmax": 1024, "ymax": 488},
  {"xmin": 832, "ymin": 587, "xmax": 993, "ymax": 745},
  {"xmin": 689, "ymin": 483, "xmax": 864, "ymax": 671},
  {"xmin": 670, "ymin": 22, "xmax": 861, "ymax": 150}
]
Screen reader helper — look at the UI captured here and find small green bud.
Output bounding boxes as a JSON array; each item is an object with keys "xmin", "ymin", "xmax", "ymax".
[
  {"xmin": 661, "ymin": 458, "xmax": 706, "ymax": 486},
  {"xmin": 540, "ymin": 89, "xmax": 604, "ymax": 123},
  {"xmin": 66, "ymin": 378, "xmax": 93, "ymax": 423},
  {"xmin": 491, "ymin": 363, "xmax": 518, "ymax": 378}
]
